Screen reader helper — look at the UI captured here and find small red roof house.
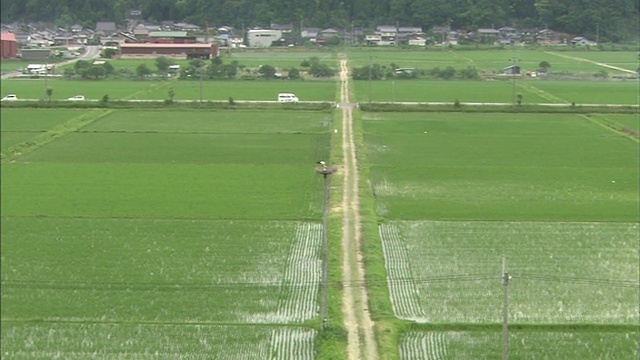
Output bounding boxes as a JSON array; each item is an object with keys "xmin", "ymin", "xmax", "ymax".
[{"xmin": 1, "ymin": 32, "xmax": 18, "ymax": 59}]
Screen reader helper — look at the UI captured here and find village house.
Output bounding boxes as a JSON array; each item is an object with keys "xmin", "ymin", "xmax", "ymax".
[
  {"xmin": 365, "ymin": 25, "xmax": 424, "ymax": 46},
  {"xmin": 571, "ymin": 36, "xmax": 596, "ymax": 46},
  {"xmin": 95, "ymin": 21, "xmax": 117, "ymax": 36},
  {"xmin": 301, "ymin": 28, "xmax": 321, "ymax": 44},
  {"xmin": 474, "ymin": 28, "xmax": 500, "ymax": 44}
]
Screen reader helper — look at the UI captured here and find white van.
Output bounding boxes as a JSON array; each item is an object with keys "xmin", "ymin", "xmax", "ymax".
[{"xmin": 278, "ymin": 93, "xmax": 299, "ymax": 102}]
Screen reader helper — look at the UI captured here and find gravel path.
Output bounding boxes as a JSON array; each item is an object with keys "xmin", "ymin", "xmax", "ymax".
[{"xmin": 338, "ymin": 55, "xmax": 379, "ymax": 360}]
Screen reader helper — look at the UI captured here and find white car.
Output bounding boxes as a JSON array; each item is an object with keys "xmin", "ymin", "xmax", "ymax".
[
  {"xmin": 1, "ymin": 94, "xmax": 17, "ymax": 101},
  {"xmin": 277, "ymin": 93, "xmax": 299, "ymax": 102},
  {"xmin": 68, "ymin": 95, "xmax": 85, "ymax": 101}
]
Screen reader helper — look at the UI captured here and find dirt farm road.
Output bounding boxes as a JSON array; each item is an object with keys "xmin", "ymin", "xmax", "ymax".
[{"xmin": 338, "ymin": 55, "xmax": 379, "ymax": 360}]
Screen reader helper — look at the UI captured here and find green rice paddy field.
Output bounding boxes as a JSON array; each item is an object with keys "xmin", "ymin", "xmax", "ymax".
[
  {"xmin": 1, "ymin": 108, "xmax": 331, "ymax": 358},
  {"xmin": 0, "ymin": 78, "xmax": 337, "ymax": 102},
  {"xmin": 346, "ymin": 48, "xmax": 638, "ymax": 75},
  {"xmin": 363, "ymin": 110, "xmax": 639, "ymax": 358},
  {"xmin": 352, "ymin": 79, "xmax": 638, "ymax": 104},
  {"xmin": 1, "ymin": 48, "xmax": 639, "ymax": 359},
  {"xmin": 400, "ymin": 331, "xmax": 637, "ymax": 359},
  {"xmin": 4, "ymin": 76, "xmax": 635, "ymax": 104}
]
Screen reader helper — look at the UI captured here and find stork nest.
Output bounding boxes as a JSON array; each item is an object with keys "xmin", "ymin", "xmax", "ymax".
[{"xmin": 315, "ymin": 167, "xmax": 337, "ymax": 175}]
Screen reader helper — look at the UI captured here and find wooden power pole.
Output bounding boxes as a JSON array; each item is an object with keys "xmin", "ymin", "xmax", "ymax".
[{"xmin": 502, "ymin": 256, "xmax": 511, "ymax": 360}]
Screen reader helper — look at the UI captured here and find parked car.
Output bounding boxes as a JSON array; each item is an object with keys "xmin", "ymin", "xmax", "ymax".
[
  {"xmin": 277, "ymin": 93, "xmax": 299, "ymax": 102},
  {"xmin": 68, "ymin": 95, "xmax": 85, "ymax": 101},
  {"xmin": 1, "ymin": 94, "xmax": 18, "ymax": 101}
]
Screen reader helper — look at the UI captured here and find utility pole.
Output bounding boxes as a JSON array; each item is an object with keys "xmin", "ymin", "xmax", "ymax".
[
  {"xmin": 368, "ymin": 56, "xmax": 372, "ymax": 106},
  {"xmin": 502, "ymin": 256, "xmax": 511, "ymax": 360},
  {"xmin": 316, "ymin": 162, "xmax": 334, "ymax": 329},
  {"xmin": 199, "ymin": 69, "xmax": 203, "ymax": 103},
  {"xmin": 44, "ymin": 62, "xmax": 48, "ymax": 101},
  {"xmin": 508, "ymin": 57, "xmax": 520, "ymax": 109},
  {"xmin": 392, "ymin": 79, "xmax": 395, "ymax": 104}
]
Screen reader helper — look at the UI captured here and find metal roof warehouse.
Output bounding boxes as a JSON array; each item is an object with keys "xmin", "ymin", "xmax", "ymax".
[{"xmin": 119, "ymin": 43, "xmax": 219, "ymax": 59}]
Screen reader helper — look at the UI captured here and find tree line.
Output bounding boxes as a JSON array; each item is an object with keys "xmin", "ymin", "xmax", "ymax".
[
  {"xmin": 1, "ymin": 0, "xmax": 637, "ymax": 42},
  {"xmin": 63, "ymin": 56, "xmax": 335, "ymax": 80}
]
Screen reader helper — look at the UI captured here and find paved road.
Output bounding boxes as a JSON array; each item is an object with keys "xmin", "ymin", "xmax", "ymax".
[{"xmin": 1, "ymin": 45, "xmax": 102, "ymax": 80}]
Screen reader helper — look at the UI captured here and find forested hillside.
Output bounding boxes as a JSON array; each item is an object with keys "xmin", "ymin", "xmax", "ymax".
[{"xmin": 1, "ymin": 0, "xmax": 637, "ymax": 42}]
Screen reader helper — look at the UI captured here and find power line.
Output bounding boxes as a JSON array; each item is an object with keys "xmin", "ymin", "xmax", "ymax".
[
  {"xmin": 3, "ymin": 273, "xmax": 636, "ymax": 291},
  {"xmin": 514, "ymin": 273, "xmax": 638, "ymax": 288}
]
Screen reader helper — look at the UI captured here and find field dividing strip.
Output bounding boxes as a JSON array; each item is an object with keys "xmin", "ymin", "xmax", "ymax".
[
  {"xmin": 544, "ymin": 51, "xmax": 638, "ymax": 74},
  {"xmin": 518, "ymin": 82, "xmax": 568, "ymax": 104},
  {"xmin": 0, "ymin": 318, "xmax": 312, "ymax": 327},
  {"xmin": 1, "ymin": 109, "xmax": 113, "ymax": 163},
  {"xmin": 578, "ymin": 114, "xmax": 640, "ymax": 143},
  {"xmin": 125, "ymin": 78, "xmax": 177, "ymax": 100}
]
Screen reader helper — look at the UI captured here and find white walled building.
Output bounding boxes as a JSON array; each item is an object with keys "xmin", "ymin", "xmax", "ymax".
[{"xmin": 247, "ymin": 29, "xmax": 282, "ymax": 47}]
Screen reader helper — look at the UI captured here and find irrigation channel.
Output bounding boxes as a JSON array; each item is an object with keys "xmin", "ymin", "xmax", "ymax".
[{"xmin": 335, "ymin": 54, "xmax": 379, "ymax": 360}]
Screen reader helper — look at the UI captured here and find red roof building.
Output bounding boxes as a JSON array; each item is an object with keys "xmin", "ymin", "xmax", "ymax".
[
  {"xmin": 119, "ymin": 43, "xmax": 219, "ymax": 59},
  {"xmin": 0, "ymin": 32, "xmax": 18, "ymax": 59}
]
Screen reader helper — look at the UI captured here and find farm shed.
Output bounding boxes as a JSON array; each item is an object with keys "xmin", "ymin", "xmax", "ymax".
[
  {"xmin": 119, "ymin": 43, "xmax": 219, "ymax": 59},
  {"xmin": 20, "ymin": 48, "xmax": 51, "ymax": 60},
  {"xmin": 502, "ymin": 65, "xmax": 521, "ymax": 75},
  {"xmin": 0, "ymin": 32, "xmax": 18, "ymax": 59}
]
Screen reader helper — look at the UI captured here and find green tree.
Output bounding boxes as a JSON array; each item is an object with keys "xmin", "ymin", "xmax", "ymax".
[
  {"xmin": 102, "ymin": 48, "xmax": 117, "ymax": 58},
  {"xmin": 2, "ymin": 0, "xmax": 638, "ymax": 42},
  {"xmin": 136, "ymin": 63, "xmax": 152, "ymax": 79},
  {"xmin": 220, "ymin": 63, "xmax": 238, "ymax": 79},
  {"xmin": 352, "ymin": 64, "xmax": 384, "ymax": 80},
  {"xmin": 87, "ymin": 65, "xmax": 106, "ymax": 79},
  {"xmin": 440, "ymin": 66, "xmax": 456, "ymax": 79},
  {"xmin": 594, "ymin": 69, "xmax": 608, "ymax": 79},
  {"xmin": 118, "ymin": 68, "xmax": 134, "ymax": 79},
  {"xmin": 102, "ymin": 62, "xmax": 115, "ymax": 77},
  {"xmin": 459, "ymin": 66, "xmax": 480, "ymax": 79},
  {"xmin": 155, "ymin": 56, "xmax": 172, "ymax": 72},
  {"xmin": 287, "ymin": 67, "xmax": 300, "ymax": 79},
  {"xmin": 190, "ymin": 59, "xmax": 205, "ymax": 68},
  {"xmin": 309, "ymin": 63, "xmax": 335, "ymax": 77},
  {"xmin": 211, "ymin": 56, "xmax": 223, "ymax": 66},
  {"xmin": 63, "ymin": 67, "xmax": 75, "ymax": 79},
  {"xmin": 74, "ymin": 59, "xmax": 91, "ymax": 73},
  {"xmin": 258, "ymin": 64, "xmax": 277, "ymax": 79},
  {"xmin": 538, "ymin": 61, "xmax": 551, "ymax": 70},
  {"xmin": 429, "ymin": 66, "xmax": 456, "ymax": 79},
  {"xmin": 45, "ymin": 87, "xmax": 53, "ymax": 102}
]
